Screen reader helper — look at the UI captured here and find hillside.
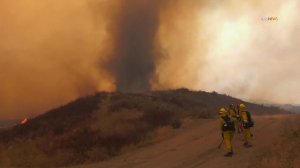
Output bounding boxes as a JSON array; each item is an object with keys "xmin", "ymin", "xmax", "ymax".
[
  {"xmin": 0, "ymin": 89, "xmax": 290, "ymax": 167},
  {"xmin": 280, "ymin": 104, "xmax": 300, "ymax": 113},
  {"xmin": 0, "ymin": 119, "xmax": 19, "ymax": 131}
]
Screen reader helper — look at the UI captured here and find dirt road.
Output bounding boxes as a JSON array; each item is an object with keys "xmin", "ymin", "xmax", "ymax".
[{"xmin": 72, "ymin": 114, "xmax": 299, "ymax": 168}]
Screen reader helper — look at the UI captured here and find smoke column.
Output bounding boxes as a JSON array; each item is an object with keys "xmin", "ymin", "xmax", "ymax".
[
  {"xmin": 0, "ymin": 0, "xmax": 299, "ymax": 119},
  {"xmin": 109, "ymin": 0, "xmax": 166, "ymax": 92}
]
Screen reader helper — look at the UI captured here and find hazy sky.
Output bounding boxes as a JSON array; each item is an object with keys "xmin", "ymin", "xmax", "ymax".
[{"xmin": 0, "ymin": 0, "xmax": 299, "ymax": 119}]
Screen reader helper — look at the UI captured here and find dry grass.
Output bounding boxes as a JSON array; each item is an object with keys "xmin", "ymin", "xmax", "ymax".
[{"xmin": 0, "ymin": 89, "xmax": 290, "ymax": 167}]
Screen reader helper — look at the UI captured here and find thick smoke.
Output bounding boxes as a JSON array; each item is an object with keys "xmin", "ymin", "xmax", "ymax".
[
  {"xmin": 197, "ymin": 0, "xmax": 300, "ymax": 104},
  {"xmin": 109, "ymin": 0, "xmax": 167, "ymax": 92},
  {"xmin": 152, "ymin": 0, "xmax": 204, "ymax": 90},
  {"xmin": 0, "ymin": 0, "xmax": 299, "ymax": 119},
  {"xmin": 0, "ymin": 0, "xmax": 114, "ymax": 119}
]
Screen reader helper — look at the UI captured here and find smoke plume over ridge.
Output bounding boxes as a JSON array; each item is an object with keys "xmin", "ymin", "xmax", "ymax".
[
  {"xmin": 109, "ymin": 0, "xmax": 166, "ymax": 92},
  {"xmin": 0, "ymin": 0, "xmax": 299, "ymax": 119}
]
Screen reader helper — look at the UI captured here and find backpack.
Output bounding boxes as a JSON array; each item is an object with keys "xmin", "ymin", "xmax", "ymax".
[
  {"xmin": 243, "ymin": 111, "xmax": 254, "ymax": 128},
  {"xmin": 221, "ymin": 116, "xmax": 235, "ymax": 132}
]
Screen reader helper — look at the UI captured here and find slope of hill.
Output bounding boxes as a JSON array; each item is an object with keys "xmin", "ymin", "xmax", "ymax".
[
  {"xmin": 0, "ymin": 119, "xmax": 19, "ymax": 130},
  {"xmin": 0, "ymin": 89, "xmax": 290, "ymax": 167},
  {"xmin": 280, "ymin": 104, "xmax": 300, "ymax": 113}
]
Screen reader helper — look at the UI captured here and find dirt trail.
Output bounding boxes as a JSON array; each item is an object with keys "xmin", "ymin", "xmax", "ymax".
[{"xmin": 72, "ymin": 115, "xmax": 296, "ymax": 168}]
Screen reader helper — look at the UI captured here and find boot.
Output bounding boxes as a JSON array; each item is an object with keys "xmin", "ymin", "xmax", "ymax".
[
  {"xmin": 224, "ymin": 151, "xmax": 233, "ymax": 157},
  {"xmin": 243, "ymin": 142, "xmax": 252, "ymax": 148}
]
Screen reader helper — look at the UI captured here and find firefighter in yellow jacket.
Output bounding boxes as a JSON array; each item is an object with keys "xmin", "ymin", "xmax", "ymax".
[
  {"xmin": 219, "ymin": 108, "xmax": 235, "ymax": 157},
  {"xmin": 228, "ymin": 104, "xmax": 239, "ymax": 133},
  {"xmin": 239, "ymin": 103, "xmax": 254, "ymax": 147}
]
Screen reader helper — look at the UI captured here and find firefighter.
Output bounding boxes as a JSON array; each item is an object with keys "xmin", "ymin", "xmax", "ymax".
[
  {"xmin": 236, "ymin": 104, "xmax": 244, "ymax": 133},
  {"xmin": 219, "ymin": 107, "xmax": 235, "ymax": 157},
  {"xmin": 239, "ymin": 103, "xmax": 254, "ymax": 147},
  {"xmin": 228, "ymin": 104, "xmax": 239, "ymax": 133}
]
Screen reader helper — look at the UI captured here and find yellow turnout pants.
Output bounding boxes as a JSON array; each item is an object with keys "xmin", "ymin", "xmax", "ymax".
[
  {"xmin": 223, "ymin": 131, "xmax": 234, "ymax": 152},
  {"xmin": 234, "ymin": 120, "xmax": 238, "ymax": 131},
  {"xmin": 243, "ymin": 128, "xmax": 251, "ymax": 144}
]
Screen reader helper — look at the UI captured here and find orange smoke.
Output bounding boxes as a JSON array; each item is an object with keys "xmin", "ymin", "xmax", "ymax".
[
  {"xmin": 0, "ymin": 0, "xmax": 299, "ymax": 119},
  {"xmin": 0, "ymin": 0, "xmax": 115, "ymax": 119},
  {"xmin": 0, "ymin": 0, "xmax": 206, "ymax": 119},
  {"xmin": 152, "ymin": 0, "xmax": 205, "ymax": 90}
]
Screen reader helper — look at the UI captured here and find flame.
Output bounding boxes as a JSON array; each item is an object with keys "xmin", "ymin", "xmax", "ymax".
[{"xmin": 21, "ymin": 118, "xmax": 28, "ymax": 125}]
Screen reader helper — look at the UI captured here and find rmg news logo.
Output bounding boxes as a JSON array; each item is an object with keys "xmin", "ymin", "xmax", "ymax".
[{"xmin": 261, "ymin": 16, "xmax": 278, "ymax": 21}]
